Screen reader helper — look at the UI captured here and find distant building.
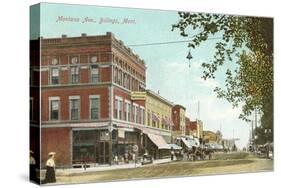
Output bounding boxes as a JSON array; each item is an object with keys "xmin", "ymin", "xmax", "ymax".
[
  {"xmin": 215, "ymin": 130, "xmax": 223, "ymax": 144},
  {"xmin": 185, "ymin": 117, "xmax": 191, "ymax": 136},
  {"xmin": 189, "ymin": 119, "xmax": 203, "ymax": 139},
  {"xmin": 221, "ymin": 139, "xmax": 236, "ymax": 150},
  {"xmin": 203, "ymin": 130, "xmax": 217, "ymax": 143},
  {"xmin": 172, "ymin": 105, "xmax": 186, "ymax": 139}
]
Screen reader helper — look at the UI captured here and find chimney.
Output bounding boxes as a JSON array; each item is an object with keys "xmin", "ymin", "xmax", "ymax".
[
  {"xmin": 106, "ymin": 32, "xmax": 114, "ymax": 37},
  {"xmin": 62, "ymin": 34, "xmax": 67, "ymax": 38},
  {"xmin": 81, "ymin": 33, "xmax": 87, "ymax": 37}
]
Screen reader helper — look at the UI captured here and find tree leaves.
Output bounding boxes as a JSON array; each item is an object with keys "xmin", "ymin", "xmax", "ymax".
[{"xmin": 172, "ymin": 12, "xmax": 273, "ymax": 129}]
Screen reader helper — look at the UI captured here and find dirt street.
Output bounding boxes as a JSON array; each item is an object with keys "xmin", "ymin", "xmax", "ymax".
[{"xmin": 51, "ymin": 152, "xmax": 273, "ymax": 185}]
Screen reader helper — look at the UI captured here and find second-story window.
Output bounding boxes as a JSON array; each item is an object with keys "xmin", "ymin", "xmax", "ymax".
[
  {"xmin": 147, "ymin": 110, "xmax": 151, "ymax": 126},
  {"xmin": 133, "ymin": 104, "xmax": 138, "ymax": 123},
  {"xmin": 50, "ymin": 68, "xmax": 59, "ymax": 85},
  {"xmin": 124, "ymin": 101, "xmax": 131, "ymax": 122},
  {"xmin": 49, "ymin": 98, "xmax": 59, "ymax": 120},
  {"xmin": 118, "ymin": 100, "xmax": 123, "ymax": 120},
  {"xmin": 114, "ymin": 67, "xmax": 118, "ymax": 83},
  {"xmin": 140, "ymin": 107, "xmax": 145, "ymax": 125},
  {"xmin": 90, "ymin": 96, "xmax": 100, "ymax": 120},
  {"xmin": 70, "ymin": 66, "xmax": 79, "ymax": 83},
  {"xmin": 114, "ymin": 99, "xmax": 118, "ymax": 119},
  {"xmin": 90, "ymin": 65, "xmax": 99, "ymax": 83},
  {"xmin": 128, "ymin": 103, "xmax": 131, "ymax": 122},
  {"xmin": 70, "ymin": 98, "xmax": 80, "ymax": 120},
  {"xmin": 118, "ymin": 70, "xmax": 122, "ymax": 85},
  {"xmin": 114, "ymin": 97, "xmax": 123, "ymax": 120},
  {"xmin": 124, "ymin": 102, "xmax": 128, "ymax": 121}
]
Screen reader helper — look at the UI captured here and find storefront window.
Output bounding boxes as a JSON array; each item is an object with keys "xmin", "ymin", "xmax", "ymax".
[{"xmin": 72, "ymin": 130, "xmax": 97, "ymax": 164}]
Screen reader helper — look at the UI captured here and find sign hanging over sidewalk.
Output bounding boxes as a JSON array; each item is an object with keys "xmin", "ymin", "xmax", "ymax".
[{"xmin": 131, "ymin": 91, "xmax": 146, "ymax": 101}]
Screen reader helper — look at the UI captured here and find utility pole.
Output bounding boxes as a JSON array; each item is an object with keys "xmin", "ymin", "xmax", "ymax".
[
  {"xmin": 255, "ymin": 108, "xmax": 257, "ymax": 130},
  {"xmin": 251, "ymin": 120, "xmax": 254, "ymax": 143},
  {"xmin": 197, "ymin": 101, "xmax": 200, "ymax": 120}
]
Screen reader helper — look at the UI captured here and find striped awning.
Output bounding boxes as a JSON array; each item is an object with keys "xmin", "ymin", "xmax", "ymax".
[
  {"xmin": 146, "ymin": 133, "xmax": 170, "ymax": 149},
  {"xmin": 168, "ymin": 144, "xmax": 182, "ymax": 150}
]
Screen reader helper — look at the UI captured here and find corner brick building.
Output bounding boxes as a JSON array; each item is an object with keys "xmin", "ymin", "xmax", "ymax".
[{"xmin": 31, "ymin": 32, "xmax": 150, "ymax": 167}]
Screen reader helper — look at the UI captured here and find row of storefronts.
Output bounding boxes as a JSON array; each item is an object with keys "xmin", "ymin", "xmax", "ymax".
[
  {"xmin": 71, "ymin": 122, "xmax": 172, "ymax": 166},
  {"xmin": 39, "ymin": 122, "xmax": 172, "ymax": 167}
]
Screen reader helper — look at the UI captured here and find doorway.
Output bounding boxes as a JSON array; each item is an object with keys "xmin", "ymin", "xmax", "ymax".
[{"xmin": 97, "ymin": 141, "xmax": 109, "ymax": 164}]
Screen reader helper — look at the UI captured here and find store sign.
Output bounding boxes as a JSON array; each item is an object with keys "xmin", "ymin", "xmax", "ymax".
[
  {"xmin": 133, "ymin": 145, "xmax": 138, "ymax": 152},
  {"xmin": 100, "ymin": 131, "xmax": 110, "ymax": 141},
  {"xmin": 131, "ymin": 91, "xmax": 146, "ymax": 101},
  {"xmin": 118, "ymin": 129, "xmax": 125, "ymax": 138}
]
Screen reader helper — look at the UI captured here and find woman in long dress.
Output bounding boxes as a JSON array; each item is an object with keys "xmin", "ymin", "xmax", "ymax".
[
  {"xmin": 29, "ymin": 150, "xmax": 37, "ymax": 182},
  {"xmin": 43, "ymin": 152, "xmax": 56, "ymax": 184}
]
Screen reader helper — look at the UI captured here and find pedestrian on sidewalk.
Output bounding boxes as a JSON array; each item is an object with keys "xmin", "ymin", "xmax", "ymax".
[
  {"xmin": 30, "ymin": 150, "xmax": 37, "ymax": 182},
  {"xmin": 171, "ymin": 147, "xmax": 174, "ymax": 161},
  {"xmin": 83, "ymin": 161, "xmax": 87, "ymax": 171},
  {"xmin": 42, "ymin": 152, "xmax": 56, "ymax": 184}
]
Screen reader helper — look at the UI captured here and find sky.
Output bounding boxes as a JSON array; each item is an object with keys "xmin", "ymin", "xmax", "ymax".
[{"xmin": 31, "ymin": 3, "xmax": 252, "ymax": 148}]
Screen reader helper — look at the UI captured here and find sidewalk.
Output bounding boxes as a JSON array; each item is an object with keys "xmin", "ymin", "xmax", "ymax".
[{"xmin": 42, "ymin": 158, "xmax": 172, "ymax": 176}]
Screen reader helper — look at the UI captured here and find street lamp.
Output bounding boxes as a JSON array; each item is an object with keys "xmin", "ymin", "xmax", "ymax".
[
  {"xmin": 264, "ymin": 128, "xmax": 272, "ymax": 144},
  {"xmin": 186, "ymin": 50, "xmax": 193, "ymax": 68}
]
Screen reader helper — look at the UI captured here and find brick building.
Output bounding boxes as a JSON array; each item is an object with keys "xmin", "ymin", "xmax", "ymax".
[
  {"xmin": 30, "ymin": 32, "xmax": 149, "ymax": 167},
  {"xmin": 189, "ymin": 119, "xmax": 203, "ymax": 139},
  {"xmin": 185, "ymin": 116, "xmax": 191, "ymax": 135},
  {"xmin": 172, "ymin": 105, "xmax": 186, "ymax": 141}
]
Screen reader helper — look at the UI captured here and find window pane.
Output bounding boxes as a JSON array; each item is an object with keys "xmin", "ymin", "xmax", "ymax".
[
  {"xmin": 50, "ymin": 100, "xmax": 59, "ymax": 120},
  {"xmin": 52, "ymin": 68, "xmax": 59, "ymax": 76},
  {"xmin": 71, "ymin": 67, "xmax": 79, "ymax": 83},
  {"xmin": 90, "ymin": 98, "xmax": 100, "ymax": 120},
  {"xmin": 51, "ymin": 68, "xmax": 59, "ymax": 84},
  {"xmin": 51, "ymin": 100, "xmax": 59, "ymax": 110},
  {"xmin": 70, "ymin": 99, "xmax": 79, "ymax": 120}
]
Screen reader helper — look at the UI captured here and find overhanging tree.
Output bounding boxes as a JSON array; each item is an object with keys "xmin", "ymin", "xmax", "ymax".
[{"xmin": 172, "ymin": 12, "xmax": 273, "ymax": 143}]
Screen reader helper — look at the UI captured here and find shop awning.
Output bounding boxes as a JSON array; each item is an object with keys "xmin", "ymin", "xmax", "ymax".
[
  {"xmin": 168, "ymin": 144, "xmax": 182, "ymax": 150},
  {"xmin": 180, "ymin": 137, "xmax": 193, "ymax": 148},
  {"xmin": 147, "ymin": 133, "xmax": 170, "ymax": 149}
]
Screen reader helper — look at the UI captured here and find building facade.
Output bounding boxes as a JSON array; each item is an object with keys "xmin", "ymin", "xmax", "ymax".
[
  {"xmin": 202, "ymin": 130, "xmax": 217, "ymax": 143},
  {"xmin": 189, "ymin": 119, "xmax": 204, "ymax": 139},
  {"xmin": 144, "ymin": 90, "xmax": 174, "ymax": 159},
  {"xmin": 31, "ymin": 32, "xmax": 150, "ymax": 167},
  {"xmin": 185, "ymin": 116, "xmax": 191, "ymax": 136},
  {"xmin": 172, "ymin": 105, "xmax": 186, "ymax": 139}
]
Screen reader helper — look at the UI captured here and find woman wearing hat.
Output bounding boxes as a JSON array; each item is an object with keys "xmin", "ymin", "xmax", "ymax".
[
  {"xmin": 43, "ymin": 152, "xmax": 56, "ymax": 184},
  {"xmin": 29, "ymin": 150, "xmax": 37, "ymax": 182}
]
